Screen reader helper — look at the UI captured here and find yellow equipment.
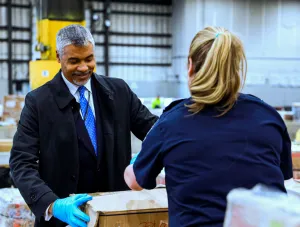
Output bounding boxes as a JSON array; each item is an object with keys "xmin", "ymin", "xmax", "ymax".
[
  {"xmin": 29, "ymin": 0, "xmax": 85, "ymax": 90},
  {"xmin": 296, "ymin": 128, "xmax": 300, "ymax": 143}
]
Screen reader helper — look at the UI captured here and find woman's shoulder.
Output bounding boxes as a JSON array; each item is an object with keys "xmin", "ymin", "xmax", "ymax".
[
  {"xmin": 238, "ymin": 93, "xmax": 275, "ymax": 111},
  {"xmin": 150, "ymin": 99, "xmax": 190, "ymax": 136},
  {"xmin": 162, "ymin": 98, "xmax": 190, "ymax": 116},
  {"xmin": 155, "ymin": 98, "xmax": 190, "ymax": 125},
  {"xmin": 163, "ymin": 98, "xmax": 188, "ymax": 112},
  {"xmin": 238, "ymin": 93, "xmax": 285, "ymax": 125},
  {"xmin": 239, "ymin": 93, "xmax": 263, "ymax": 103}
]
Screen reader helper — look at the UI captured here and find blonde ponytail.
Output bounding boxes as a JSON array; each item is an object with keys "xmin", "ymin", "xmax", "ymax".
[{"xmin": 186, "ymin": 27, "xmax": 247, "ymax": 116}]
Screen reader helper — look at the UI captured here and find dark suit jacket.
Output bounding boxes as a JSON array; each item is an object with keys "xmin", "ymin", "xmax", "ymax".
[{"xmin": 9, "ymin": 72, "xmax": 158, "ymax": 227}]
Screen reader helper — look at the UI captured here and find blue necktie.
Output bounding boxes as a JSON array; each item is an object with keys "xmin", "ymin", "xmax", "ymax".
[{"xmin": 78, "ymin": 86, "xmax": 97, "ymax": 155}]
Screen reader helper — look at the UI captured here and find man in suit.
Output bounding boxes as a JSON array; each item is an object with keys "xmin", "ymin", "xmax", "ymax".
[{"xmin": 9, "ymin": 24, "xmax": 158, "ymax": 227}]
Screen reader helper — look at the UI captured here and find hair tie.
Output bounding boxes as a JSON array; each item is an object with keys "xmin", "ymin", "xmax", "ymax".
[{"xmin": 215, "ymin": 33, "xmax": 221, "ymax": 38}]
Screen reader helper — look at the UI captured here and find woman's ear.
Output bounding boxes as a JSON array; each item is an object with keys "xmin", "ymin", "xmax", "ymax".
[{"xmin": 188, "ymin": 58, "xmax": 194, "ymax": 78}]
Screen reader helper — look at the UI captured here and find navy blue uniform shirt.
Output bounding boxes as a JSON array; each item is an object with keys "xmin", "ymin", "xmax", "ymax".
[{"xmin": 133, "ymin": 93, "xmax": 293, "ymax": 227}]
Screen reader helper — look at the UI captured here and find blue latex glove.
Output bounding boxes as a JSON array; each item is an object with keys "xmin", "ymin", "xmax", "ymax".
[
  {"xmin": 53, "ymin": 194, "xmax": 92, "ymax": 227},
  {"xmin": 130, "ymin": 152, "xmax": 140, "ymax": 164}
]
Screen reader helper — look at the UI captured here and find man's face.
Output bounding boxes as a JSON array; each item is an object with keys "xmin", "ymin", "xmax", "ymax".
[{"xmin": 57, "ymin": 42, "xmax": 95, "ymax": 86}]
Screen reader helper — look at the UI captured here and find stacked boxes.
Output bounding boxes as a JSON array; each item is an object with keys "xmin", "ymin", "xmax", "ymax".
[
  {"xmin": 2, "ymin": 95, "xmax": 25, "ymax": 123},
  {"xmin": 292, "ymin": 143, "xmax": 300, "ymax": 179}
]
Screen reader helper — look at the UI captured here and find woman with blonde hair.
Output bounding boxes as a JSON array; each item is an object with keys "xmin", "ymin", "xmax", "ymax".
[{"xmin": 124, "ymin": 27, "xmax": 292, "ymax": 227}]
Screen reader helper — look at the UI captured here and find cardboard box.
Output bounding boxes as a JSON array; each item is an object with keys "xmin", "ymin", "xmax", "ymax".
[
  {"xmin": 292, "ymin": 152, "xmax": 300, "ymax": 179},
  {"xmin": 292, "ymin": 153, "xmax": 300, "ymax": 168},
  {"xmin": 0, "ymin": 139, "xmax": 13, "ymax": 152},
  {"xmin": 292, "ymin": 143, "xmax": 300, "ymax": 179},
  {"xmin": 2, "ymin": 95, "xmax": 25, "ymax": 123},
  {"xmin": 0, "ymin": 138, "xmax": 12, "ymax": 167},
  {"xmin": 85, "ymin": 188, "xmax": 168, "ymax": 227}
]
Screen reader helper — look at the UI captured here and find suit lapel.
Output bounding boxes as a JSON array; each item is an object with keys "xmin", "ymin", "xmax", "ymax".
[
  {"xmin": 47, "ymin": 71, "xmax": 80, "ymax": 169},
  {"xmin": 49, "ymin": 72, "xmax": 75, "ymax": 110},
  {"xmin": 92, "ymin": 75, "xmax": 115, "ymax": 179},
  {"xmin": 91, "ymin": 79, "xmax": 103, "ymax": 165}
]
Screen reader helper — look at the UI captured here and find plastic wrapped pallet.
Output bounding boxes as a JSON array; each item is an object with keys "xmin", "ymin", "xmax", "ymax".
[
  {"xmin": 0, "ymin": 188, "xmax": 35, "ymax": 227},
  {"xmin": 224, "ymin": 185, "xmax": 300, "ymax": 227},
  {"xmin": 285, "ymin": 178, "xmax": 300, "ymax": 199}
]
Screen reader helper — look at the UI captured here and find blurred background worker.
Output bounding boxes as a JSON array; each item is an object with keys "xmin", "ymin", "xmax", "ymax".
[
  {"xmin": 9, "ymin": 25, "xmax": 158, "ymax": 227},
  {"xmin": 152, "ymin": 95, "xmax": 162, "ymax": 109},
  {"xmin": 124, "ymin": 27, "xmax": 293, "ymax": 227}
]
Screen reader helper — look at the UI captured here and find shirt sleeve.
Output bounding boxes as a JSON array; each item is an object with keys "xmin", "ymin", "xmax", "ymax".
[
  {"xmin": 44, "ymin": 205, "xmax": 53, "ymax": 221},
  {"xmin": 133, "ymin": 121, "xmax": 164, "ymax": 190},
  {"xmin": 280, "ymin": 128, "xmax": 293, "ymax": 180}
]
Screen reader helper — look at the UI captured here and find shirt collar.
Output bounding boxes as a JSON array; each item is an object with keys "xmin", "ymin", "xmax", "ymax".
[{"xmin": 61, "ymin": 72, "xmax": 92, "ymax": 96}]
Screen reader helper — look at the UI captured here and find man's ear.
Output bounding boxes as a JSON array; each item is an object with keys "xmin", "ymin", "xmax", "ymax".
[
  {"xmin": 56, "ymin": 51, "xmax": 61, "ymax": 63},
  {"xmin": 188, "ymin": 58, "xmax": 194, "ymax": 78}
]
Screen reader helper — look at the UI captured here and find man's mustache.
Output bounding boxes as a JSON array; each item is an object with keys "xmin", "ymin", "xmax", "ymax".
[{"xmin": 72, "ymin": 71, "xmax": 91, "ymax": 76}]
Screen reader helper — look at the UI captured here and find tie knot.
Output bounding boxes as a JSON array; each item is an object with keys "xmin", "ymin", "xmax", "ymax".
[{"xmin": 78, "ymin": 86, "xmax": 86, "ymax": 96}]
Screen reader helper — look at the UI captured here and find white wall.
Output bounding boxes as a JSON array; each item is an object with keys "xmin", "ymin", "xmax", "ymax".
[{"xmin": 172, "ymin": 0, "xmax": 300, "ymax": 106}]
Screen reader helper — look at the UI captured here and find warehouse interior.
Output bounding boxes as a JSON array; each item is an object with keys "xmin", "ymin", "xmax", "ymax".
[
  {"xmin": 0, "ymin": 0, "xmax": 299, "ymax": 104},
  {"xmin": 0, "ymin": 0, "xmax": 300, "ymax": 226}
]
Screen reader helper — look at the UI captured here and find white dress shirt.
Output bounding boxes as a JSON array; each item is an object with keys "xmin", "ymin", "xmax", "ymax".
[
  {"xmin": 44, "ymin": 73, "xmax": 96, "ymax": 221},
  {"xmin": 61, "ymin": 72, "xmax": 96, "ymax": 119}
]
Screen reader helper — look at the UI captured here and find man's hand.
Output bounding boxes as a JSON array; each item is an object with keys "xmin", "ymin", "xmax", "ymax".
[{"xmin": 52, "ymin": 194, "xmax": 92, "ymax": 227}]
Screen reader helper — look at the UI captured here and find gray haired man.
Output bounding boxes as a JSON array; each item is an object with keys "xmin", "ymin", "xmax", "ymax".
[{"xmin": 9, "ymin": 24, "xmax": 158, "ymax": 227}]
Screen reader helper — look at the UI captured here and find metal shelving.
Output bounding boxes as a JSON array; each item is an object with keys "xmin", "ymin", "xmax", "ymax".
[
  {"xmin": 89, "ymin": 0, "xmax": 172, "ymax": 80},
  {"xmin": 0, "ymin": 0, "xmax": 172, "ymax": 94},
  {"xmin": 0, "ymin": 0, "xmax": 32, "ymax": 94}
]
